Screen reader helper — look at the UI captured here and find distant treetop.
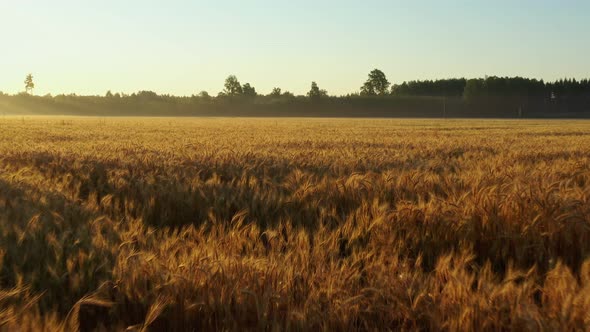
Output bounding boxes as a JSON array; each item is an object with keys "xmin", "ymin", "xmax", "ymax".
[
  {"xmin": 24, "ymin": 74, "xmax": 35, "ymax": 95},
  {"xmin": 361, "ymin": 69, "xmax": 390, "ymax": 96}
]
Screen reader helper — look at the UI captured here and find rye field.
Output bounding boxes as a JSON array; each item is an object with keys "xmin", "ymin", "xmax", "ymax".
[{"xmin": 1, "ymin": 117, "xmax": 590, "ymax": 331}]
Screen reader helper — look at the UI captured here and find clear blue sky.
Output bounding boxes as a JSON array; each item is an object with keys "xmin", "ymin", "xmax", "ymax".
[{"xmin": 1, "ymin": 0, "xmax": 589, "ymax": 96}]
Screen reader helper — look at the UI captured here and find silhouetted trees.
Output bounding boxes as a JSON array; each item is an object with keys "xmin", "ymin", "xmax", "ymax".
[
  {"xmin": 242, "ymin": 83, "xmax": 257, "ymax": 97},
  {"xmin": 2, "ymin": 72, "xmax": 590, "ymax": 117},
  {"xmin": 266, "ymin": 87, "xmax": 297, "ymax": 102},
  {"xmin": 134, "ymin": 90, "xmax": 161, "ymax": 101},
  {"xmin": 282, "ymin": 91, "xmax": 295, "ymax": 98},
  {"xmin": 24, "ymin": 74, "xmax": 35, "ymax": 95},
  {"xmin": 462, "ymin": 76, "xmax": 546, "ymax": 99},
  {"xmin": 392, "ymin": 79, "xmax": 466, "ymax": 97},
  {"xmin": 308, "ymin": 82, "xmax": 327, "ymax": 100},
  {"xmin": 220, "ymin": 75, "xmax": 258, "ymax": 99},
  {"xmin": 222, "ymin": 75, "xmax": 243, "ymax": 96},
  {"xmin": 269, "ymin": 88, "xmax": 282, "ymax": 97},
  {"xmin": 389, "ymin": 76, "xmax": 590, "ymax": 102},
  {"xmin": 547, "ymin": 78, "xmax": 590, "ymax": 99},
  {"xmin": 360, "ymin": 69, "xmax": 390, "ymax": 96}
]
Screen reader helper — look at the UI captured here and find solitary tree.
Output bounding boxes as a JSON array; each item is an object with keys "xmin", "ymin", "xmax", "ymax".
[
  {"xmin": 308, "ymin": 81, "xmax": 327, "ymax": 100},
  {"xmin": 360, "ymin": 69, "xmax": 390, "ymax": 96},
  {"xmin": 223, "ymin": 75, "xmax": 243, "ymax": 96},
  {"xmin": 24, "ymin": 74, "xmax": 35, "ymax": 94}
]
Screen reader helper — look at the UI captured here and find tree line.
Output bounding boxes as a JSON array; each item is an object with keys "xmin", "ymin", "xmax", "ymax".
[
  {"xmin": 1, "ymin": 71, "xmax": 589, "ymax": 117},
  {"xmin": 8, "ymin": 71, "xmax": 590, "ymax": 101}
]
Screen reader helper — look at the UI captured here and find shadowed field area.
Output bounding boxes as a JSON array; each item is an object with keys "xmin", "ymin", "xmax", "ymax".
[{"xmin": 1, "ymin": 117, "xmax": 590, "ymax": 331}]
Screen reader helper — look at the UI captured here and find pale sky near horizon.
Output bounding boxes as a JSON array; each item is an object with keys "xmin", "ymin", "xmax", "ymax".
[{"xmin": 1, "ymin": 0, "xmax": 589, "ymax": 96}]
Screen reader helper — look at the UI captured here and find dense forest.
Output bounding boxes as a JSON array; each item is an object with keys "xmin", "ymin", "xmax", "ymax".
[{"xmin": 1, "ymin": 70, "xmax": 589, "ymax": 117}]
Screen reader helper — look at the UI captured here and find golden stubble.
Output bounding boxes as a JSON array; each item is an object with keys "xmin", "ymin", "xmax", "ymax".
[{"xmin": 0, "ymin": 117, "xmax": 589, "ymax": 331}]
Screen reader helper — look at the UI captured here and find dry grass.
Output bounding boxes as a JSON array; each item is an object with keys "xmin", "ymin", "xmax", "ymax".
[{"xmin": 1, "ymin": 117, "xmax": 590, "ymax": 331}]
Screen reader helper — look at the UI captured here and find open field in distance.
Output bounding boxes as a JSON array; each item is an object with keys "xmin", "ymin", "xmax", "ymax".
[{"xmin": 1, "ymin": 117, "xmax": 590, "ymax": 331}]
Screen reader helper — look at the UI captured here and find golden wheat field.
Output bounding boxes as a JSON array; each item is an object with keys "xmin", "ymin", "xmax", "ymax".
[{"xmin": 1, "ymin": 117, "xmax": 590, "ymax": 331}]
